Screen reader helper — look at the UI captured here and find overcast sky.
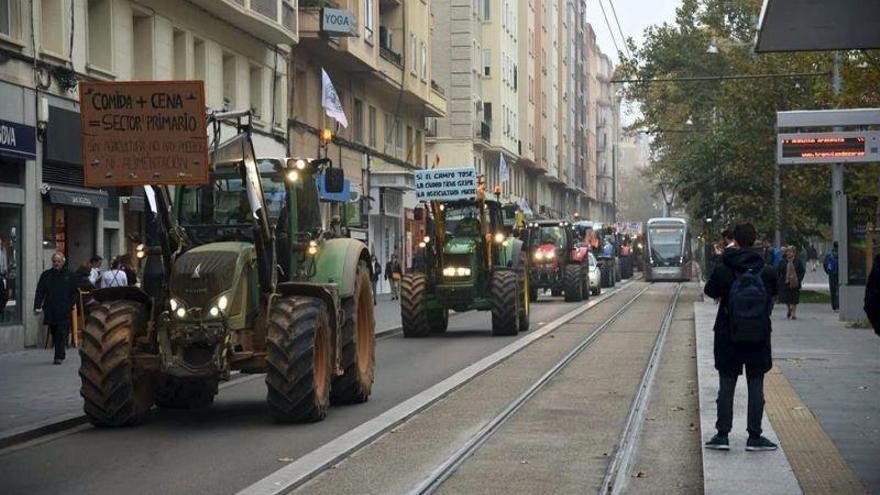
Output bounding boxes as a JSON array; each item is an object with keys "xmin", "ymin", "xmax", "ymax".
[{"xmin": 585, "ymin": 0, "xmax": 682, "ymax": 125}]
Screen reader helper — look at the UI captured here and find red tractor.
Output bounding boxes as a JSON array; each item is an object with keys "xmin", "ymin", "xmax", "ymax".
[{"xmin": 524, "ymin": 220, "xmax": 590, "ymax": 302}]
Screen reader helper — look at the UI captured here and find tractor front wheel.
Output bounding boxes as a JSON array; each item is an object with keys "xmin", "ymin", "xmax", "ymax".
[
  {"xmin": 564, "ymin": 264, "xmax": 584, "ymax": 302},
  {"xmin": 266, "ymin": 296, "xmax": 332, "ymax": 423},
  {"xmin": 401, "ymin": 273, "xmax": 431, "ymax": 338},
  {"xmin": 79, "ymin": 300, "xmax": 154, "ymax": 427},
  {"xmin": 491, "ymin": 271, "xmax": 520, "ymax": 336},
  {"xmin": 331, "ymin": 261, "xmax": 376, "ymax": 405}
]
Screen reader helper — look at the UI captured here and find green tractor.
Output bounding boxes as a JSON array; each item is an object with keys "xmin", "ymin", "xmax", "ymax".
[
  {"xmin": 79, "ymin": 111, "xmax": 375, "ymax": 426},
  {"xmin": 401, "ymin": 184, "xmax": 530, "ymax": 337}
]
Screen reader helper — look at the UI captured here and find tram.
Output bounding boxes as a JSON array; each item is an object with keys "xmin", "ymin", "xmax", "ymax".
[{"xmin": 644, "ymin": 217, "xmax": 692, "ymax": 282}]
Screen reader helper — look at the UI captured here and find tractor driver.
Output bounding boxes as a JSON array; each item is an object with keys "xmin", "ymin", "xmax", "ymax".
[{"xmin": 455, "ymin": 216, "xmax": 481, "ymax": 237}]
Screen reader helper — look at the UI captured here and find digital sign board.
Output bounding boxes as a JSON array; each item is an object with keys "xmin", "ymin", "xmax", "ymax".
[{"xmin": 777, "ymin": 131, "xmax": 879, "ymax": 164}]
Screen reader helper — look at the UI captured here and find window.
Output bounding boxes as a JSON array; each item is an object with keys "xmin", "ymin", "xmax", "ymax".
[
  {"xmin": 0, "ymin": 0, "xmax": 12, "ymax": 37},
  {"xmin": 87, "ymin": 0, "xmax": 112, "ymax": 70},
  {"xmin": 222, "ymin": 53, "xmax": 236, "ymax": 109},
  {"xmin": 410, "ymin": 33, "xmax": 417, "ymax": 74},
  {"xmin": 369, "ymin": 105, "xmax": 377, "ymax": 147},
  {"xmin": 41, "ymin": 0, "xmax": 65, "ymax": 55},
  {"xmin": 173, "ymin": 28, "xmax": 186, "ymax": 79},
  {"xmin": 132, "ymin": 11, "xmax": 153, "ymax": 79},
  {"xmin": 193, "ymin": 38, "xmax": 206, "ymax": 81},
  {"xmin": 0, "ymin": 204, "xmax": 22, "ymax": 325},
  {"xmin": 273, "ymin": 73, "xmax": 285, "ymax": 128},
  {"xmin": 420, "ymin": 41, "xmax": 427, "ymax": 80},
  {"xmin": 483, "ymin": 0, "xmax": 490, "ymax": 20},
  {"xmin": 396, "ymin": 120, "xmax": 403, "ymax": 158},
  {"xmin": 249, "ymin": 65, "xmax": 263, "ymax": 119},
  {"xmin": 483, "ymin": 102, "xmax": 492, "ymax": 122},
  {"xmin": 482, "ymin": 49, "xmax": 490, "ymax": 77},
  {"xmin": 353, "ymin": 98, "xmax": 364, "ymax": 143},
  {"xmin": 364, "ymin": 0, "xmax": 374, "ymax": 43},
  {"xmin": 384, "ymin": 113, "xmax": 393, "ymax": 151}
]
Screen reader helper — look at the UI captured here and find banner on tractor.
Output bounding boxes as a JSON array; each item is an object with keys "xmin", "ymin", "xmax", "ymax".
[
  {"xmin": 414, "ymin": 166, "xmax": 477, "ymax": 202},
  {"xmin": 79, "ymin": 80, "xmax": 209, "ymax": 187}
]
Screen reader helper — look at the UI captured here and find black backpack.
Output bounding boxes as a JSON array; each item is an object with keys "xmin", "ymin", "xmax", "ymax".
[{"xmin": 728, "ymin": 268, "xmax": 771, "ymax": 343}]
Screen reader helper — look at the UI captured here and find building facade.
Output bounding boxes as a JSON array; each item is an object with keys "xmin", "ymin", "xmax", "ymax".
[
  {"xmin": 0, "ymin": 0, "xmax": 295, "ymax": 351},
  {"xmin": 293, "ymin": 0, "xmax": 445, "ymax": 293}
]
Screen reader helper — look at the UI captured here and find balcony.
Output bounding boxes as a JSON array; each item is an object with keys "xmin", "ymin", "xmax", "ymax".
[
  {"xmin": 431, "ymin": 80, "xmax": 445, "ymax": 97},
  {"xmin": 477, "ymin": 121, "xmax": 491, "ymax": 142},
  {"xmin": 380, "ymin": 45, "xmax": 403, "ymax": 68},
  {"xmin": 189, "ymin": 0, "xmax": 298, "ymax": 45}
]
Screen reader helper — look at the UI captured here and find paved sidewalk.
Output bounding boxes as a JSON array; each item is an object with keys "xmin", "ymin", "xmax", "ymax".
[
  {"xmin": 0, "ymin": 295, "xmax": 405, "ymax": 445},
  {"xmin": 694, "ymin": 302, "xmax": 801, "ymax": 495}
]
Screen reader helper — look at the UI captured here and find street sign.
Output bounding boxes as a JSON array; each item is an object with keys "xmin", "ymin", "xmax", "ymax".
[
  {"xmin": 79, "ymin": 80, "xmax": 209, "ymax": 187},
  {"xmin": 414, "ymin": 167, "xmax": 477, "ymax": 202},
  {"xmin": 321, "ymin": 8, "xmax": 357, "ymax": 36},
  {"xmin": 777, "ymin": 131, "xmax": 880, "ymax": 164}
]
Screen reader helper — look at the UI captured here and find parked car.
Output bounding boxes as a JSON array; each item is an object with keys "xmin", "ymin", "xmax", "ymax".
[{"xmin": 588, "ymin": 252, "xmax": 602, "ymax": 295}]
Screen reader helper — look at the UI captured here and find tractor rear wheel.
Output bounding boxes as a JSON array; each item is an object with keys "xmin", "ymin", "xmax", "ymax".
[
  {"xmin": 156, "ymin": 377, "xmax": 217, "ymax": 409},
  {"xmin": 429, "ymin": 308, "xmax": 449, "ymax": 334},
  {"xmin": 79, "ymin": 300, "xmax": 154, "ymax": 427},
  {"xmin": 564, "ymin": 264, "xmax": 584, "ymax": 302},
  {"xmin": 331, "ymin": 261, "xmax": 376, "ymax": 405},
  {"xmin": 491, "ymin": 271, "xmax": 520, "ymax": 336},
  {"xmin": 266, "ymin": 296, "xmax": 332, "ymax": 423},
  {"xmin": 401, "ymin": 273, "xmax": 431, "ymax": 338}
]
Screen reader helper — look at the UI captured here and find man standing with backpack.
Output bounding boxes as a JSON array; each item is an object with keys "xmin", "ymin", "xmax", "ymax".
[
  {"xmin": 704, "ymin": 223, "xmax": 779, "ymax": 452},
  {"xmin": 823, "ymin": 242, "xmax": 840, "ymax": 311}
]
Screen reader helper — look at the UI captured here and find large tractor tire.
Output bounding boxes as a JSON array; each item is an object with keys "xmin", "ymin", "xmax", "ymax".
[
  {"xmin": 79, "ymin": 300, "xmax": 154, "ymax": 427},
  {"xmin": 331, "ymin": 262, "xmax": 376, "ymax": 405},
  {"xmin": 266, "ymin": 296, "xmax": 332, "ymax": 423},
  {"xmin": 491, "ymin": 270, "xmax": 520, "ymax": 336},
  {"xmin": 564, "ymin": 264, "xmax": 584, "ymax": 302},
  {"xmin": 401, "ymin": 273, "xmax": 431, "ymax": 338},
  {"xmin": 156, "ymin": 377, "xmax": 217, "ymax": 409},
  {"xmin": 429, "ymin": 308, "xmax": 449, "ymax": 334}
]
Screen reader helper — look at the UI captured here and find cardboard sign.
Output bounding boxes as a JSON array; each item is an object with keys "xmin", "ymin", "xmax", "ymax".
[
  {"xmin": 414, "ymin": 167, "xmax": 477, "ymax": 202},
  {"xmin": 79, "ymin": 80, "xmax": 209, "ymax": 187}
]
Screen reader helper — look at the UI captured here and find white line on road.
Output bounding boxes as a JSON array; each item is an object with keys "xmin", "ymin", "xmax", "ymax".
[{"xmin": 238, "ymin": 279, "xmax": 638, "ymax": 495}]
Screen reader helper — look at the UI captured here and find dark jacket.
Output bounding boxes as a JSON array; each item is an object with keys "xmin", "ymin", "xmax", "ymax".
[
  {"xmin": 385, "ymin": 260, "xmax": 401, "ymax": 280},
  {"xmin": 34, "ymin": 267, "xmax": 79, "ymax": 326},
  {"xmin": 704, "ymin": 248, "xmax": 778, "ymax": 376},
  {"xmin": 371, "ymin": 261, "xmax": 381, "ymax": 283},
  {"xmin": 865, "ymin": 255, "xmax": 880, "ymax": 335}
]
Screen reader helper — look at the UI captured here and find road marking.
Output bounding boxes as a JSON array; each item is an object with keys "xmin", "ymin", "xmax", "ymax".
[{"xmin": 238, "ymin": 278, "xmax": 638, "ymax": 495}]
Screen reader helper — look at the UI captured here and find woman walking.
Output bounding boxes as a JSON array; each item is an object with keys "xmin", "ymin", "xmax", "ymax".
[{"xmin": 778, "ymin": 246, "xmax": 806, "ymax": 320}]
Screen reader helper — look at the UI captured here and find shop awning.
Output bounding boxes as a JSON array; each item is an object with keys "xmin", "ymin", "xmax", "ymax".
[{"xmin": 45, "ymin": 184, "xmax": 109, "ymax": 209}]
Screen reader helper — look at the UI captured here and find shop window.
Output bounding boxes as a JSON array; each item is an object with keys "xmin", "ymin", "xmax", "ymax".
[
  {"xmin": 0, "ymin": 205, "xmax": 21, "ymax": 325},
  {"xmin": 0, "ymin": 159, "xmax": 23, "ymax": 186}
]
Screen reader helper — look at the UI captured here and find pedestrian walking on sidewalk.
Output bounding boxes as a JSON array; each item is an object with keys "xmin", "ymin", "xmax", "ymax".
[
  {"xmin": 865, "ymin": 254, "xmax": 880, "ymax": 335},
  {"xmin": 385, "ymin": 253, "xmax": 402, "ymax": 300},
  {"xmin": 807, "ymin": 244, "xmax": 819, "ymax": 272},
  {"xmin": 777, "ymin": 246, "xmax": 805, "ymax": 320},
  {"xmin": 823, "ymin": 242, "xmax": 840, "ymax": 311},
  {"xmin": 371, "ymin": 254, "xmax": 381, "ymax": 305},
  {"xmin": 703, "ymin": 223, "xmax": 779, "ymax": 452},
  {"xmin": 33, "ymin": 253, "xmax": 78, "ymax": 364}
]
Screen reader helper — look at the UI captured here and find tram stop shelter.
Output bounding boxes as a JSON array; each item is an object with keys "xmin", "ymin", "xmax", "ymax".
[{"xmin": 757, "ymin": 0, "xmax": 880, "ymax": 322}]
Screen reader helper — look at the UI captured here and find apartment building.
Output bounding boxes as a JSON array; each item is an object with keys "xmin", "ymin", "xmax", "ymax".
[
  {"xmin": 293, "ymin": 0, "xmax": 445, "ymax": 290},
  {"xmin": 0, "ymin": 0, "xmax": 295, "ymax": 351},
  {"xmin": 596, "ymin": 52, "xmax": 617, "ymax": 222}
]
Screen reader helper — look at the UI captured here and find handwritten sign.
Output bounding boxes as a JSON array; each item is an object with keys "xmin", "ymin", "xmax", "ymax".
[
  {"xmin": 415, "ymin": 167, "xmax": 477, "ymax": 202},
  {"xmin": 79, "ymin": 80, "xmax": 209, "ymax": 187}
]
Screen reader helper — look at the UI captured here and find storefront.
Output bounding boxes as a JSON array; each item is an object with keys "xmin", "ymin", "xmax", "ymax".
[
  {"xmin": 369, "ymin": 170, "xmax": 414, "ymax": 293},
  {"xmin": 0, "ymin": 119, "xmax": 34, "ymax": 329}
]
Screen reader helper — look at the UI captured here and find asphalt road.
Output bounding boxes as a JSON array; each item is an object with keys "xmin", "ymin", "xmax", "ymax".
[{"xmin": 0, "ymin": 290, "xmax": 619, "ymax": 495}]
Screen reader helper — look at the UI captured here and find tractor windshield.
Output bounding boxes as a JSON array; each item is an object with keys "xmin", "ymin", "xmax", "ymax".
[
  {"xmin": 536, "ymin": 226, "xmax": 565, "ymax": 246},
  {"xmin": 178, "ymin": 160, "xmax": 286, "ymax": 245},
  {"xmin": 444, "ymin": 204, "xmax": 483, "ymax": 237}
]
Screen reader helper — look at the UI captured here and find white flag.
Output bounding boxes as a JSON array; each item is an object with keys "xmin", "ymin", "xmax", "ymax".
[
  {"xmin": 519, "ymin": 198, "xmax": 533, "ymax": 216},
  {"xmin": 499, "ymin": 153, "xmax": 509, "ymax": 182},
  {"xmin": 321, "ymin": 68, "xmax": 348, "ymax": 128}
]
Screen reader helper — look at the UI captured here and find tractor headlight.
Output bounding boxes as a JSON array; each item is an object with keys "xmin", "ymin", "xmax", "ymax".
[
  {"xmin": 136, "ymin": 243, "xmax": 146, "ymax": 259},
  {"xmin": 443, "ymin": 266, "xmax": 471, "ymax": 278},
  {"xmin": 457, "ymin": 267, "xmax": 471, "ymax": 277},
  {"xmin": 307, "ymin": 240, "xmax": 319, "ymax": 255},
  {"xmin": 209, "ymin": 306, "xmax": 220, "ymax": 317},
  {"xmin": 546, "ymin": 251, "xmax": 555, "ymax": 259},
  {"xmin": 295, "ymin": 158, "xmax": 307, "ymax": 170},
  {"xmin": 534, "ymin": 252, "xmax": 544, "ymax": 261},
  {"xmin": 418, "ymin": 242, "xmax": 426, "ymax": 248},
  {"xmin": 494, "ymin": 232, "xmax": 505, "ymax": 243},
  {"xmin": 175, "ymin": 307, "xmax": 187, "ymax": 319},
  {"xmin": 217, "ymin": 295, "xmax": 229, "ymax": 311},
  {"xmin": 286, "ymin": 170, "xmax": 299, "ymax": 182},
  {"xmin": 423, "ymin": 236, "xmax": 430, "ymax": 243},
  {"xmin": 169, "ymin": 298, "xmax": 181, "ymax": 311}
]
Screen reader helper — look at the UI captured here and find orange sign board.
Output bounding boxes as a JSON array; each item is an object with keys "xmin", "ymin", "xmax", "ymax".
[{"xmin": 79, "ymin": 80, "xmax": 209, "ymax": 187}]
